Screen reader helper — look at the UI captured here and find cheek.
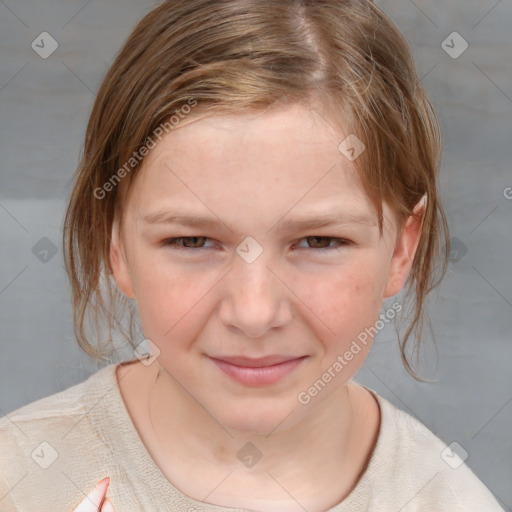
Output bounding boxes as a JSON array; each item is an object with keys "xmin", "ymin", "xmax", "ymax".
[
  {"xmin": 291, "ymin": 257, "xmax": 389, "ymax": 382},
  {"xmin": 131, "ymin": 257, "xmax": 215, "ymax": 347},
  {"xmin": 293, "ymin": 256, "xmax": 386, "ymax": 332}
]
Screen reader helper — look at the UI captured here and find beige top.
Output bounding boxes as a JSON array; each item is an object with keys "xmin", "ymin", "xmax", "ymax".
[{"xmin": 0, "ymin": 362, "xmax": 504, "ymax": 511}]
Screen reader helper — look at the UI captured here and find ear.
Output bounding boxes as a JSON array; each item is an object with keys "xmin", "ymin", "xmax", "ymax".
[
  {"xmin": 384, "ymin": 194, "xmax": 427, "ymax": 298},
  {"xmin": 109, "ymin": 216, "xmax": 136, "ymax": 299}
]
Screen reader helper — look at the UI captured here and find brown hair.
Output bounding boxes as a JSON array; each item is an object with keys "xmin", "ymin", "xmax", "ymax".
[{"xmin": 63, "ymin": 0, "xmax": 450, "ymax": 380}]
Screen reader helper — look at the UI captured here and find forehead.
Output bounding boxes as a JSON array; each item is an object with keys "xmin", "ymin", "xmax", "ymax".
[
  {"xmin": 174, "ymin": 101, "xmax": 345, "ymax": 140},
  {"xmin": 120, "ymin": 103, "xmax": 395, "ymax": 233},
  {"xmin": 131, "ymin": 103, "xmax": 360, "ymax": 193}
]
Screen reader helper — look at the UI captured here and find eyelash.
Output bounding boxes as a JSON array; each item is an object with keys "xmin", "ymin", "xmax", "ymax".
[{"xmin": 163, "ymin": 236, "xmax": 352, "ymax": 252}]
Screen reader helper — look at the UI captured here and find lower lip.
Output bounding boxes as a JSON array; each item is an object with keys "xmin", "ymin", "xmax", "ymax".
[{"xmin": 211, "ymin": 357, "xmax": 307, "ymax": 386}]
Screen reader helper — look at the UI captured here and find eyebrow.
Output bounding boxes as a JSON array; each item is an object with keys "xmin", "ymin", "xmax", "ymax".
[
  {"xmin": 273, "ymin": 211, "xmax": 376, "ymax": 232},
  {"xmin": 141, "ymin": 208, "xmax": 376, "ymax": 232}
]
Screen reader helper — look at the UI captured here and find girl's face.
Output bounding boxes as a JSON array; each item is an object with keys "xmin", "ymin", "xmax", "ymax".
[{"xmin": 110, "ymin": 102, "xmax": 422, "ymax": 433}]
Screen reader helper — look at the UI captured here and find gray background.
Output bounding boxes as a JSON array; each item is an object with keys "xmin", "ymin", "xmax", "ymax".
[{"xmin": 1, "ymin": 0, "xmax": 511, "ymax": 509}]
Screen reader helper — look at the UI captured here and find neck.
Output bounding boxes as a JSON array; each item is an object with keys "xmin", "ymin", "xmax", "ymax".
[{"xmin": 145, "ymin": 364, "xmax": 369, "ymax": 510}]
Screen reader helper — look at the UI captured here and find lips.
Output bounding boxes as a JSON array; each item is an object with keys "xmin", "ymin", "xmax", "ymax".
[
  {"xmin": 209, "ymin": 355, "xmax": 304, "ymax": 367},
  {"xmin": 208, "ymin": 355, "xmax": 308, "ymax": 386}
]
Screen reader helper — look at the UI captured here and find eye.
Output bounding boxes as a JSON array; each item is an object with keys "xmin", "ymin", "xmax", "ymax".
[
  {"xmin": 163, "ymin": 236, "xmax": 352, "ymax": 252},
  {"xmin": 294, "ymin": 236, "xmax": 352, "ymax": 251},
  {"xmin": 163, "ymin": 236, "xmax": 214, "ymax": 250}
]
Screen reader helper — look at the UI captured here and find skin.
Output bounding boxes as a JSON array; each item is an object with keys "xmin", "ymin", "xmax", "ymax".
[
  {"xmin": 72, "ymin": 478, "xmax": 113, "ymax": 511},
  {"xmin": 109, "ymin": 101, "xmax": 425, "ymax": 511}
]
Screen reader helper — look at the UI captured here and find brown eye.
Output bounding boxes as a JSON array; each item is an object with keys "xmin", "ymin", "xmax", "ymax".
[
  {"xmin": 297, "ymin": 236, "xmax": 351, "ymax": 251},
  {"xmin": 306, "ymin": 236, "xmax": 332, "ymax": 249},
  {"xmin": 165, "ymin": 236, "xmax": 211, "ymax": 249}
]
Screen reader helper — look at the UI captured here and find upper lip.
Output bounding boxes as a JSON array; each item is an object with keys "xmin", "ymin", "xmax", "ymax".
[{"xmin": 209, "ymin": 355, "xmax": 306, "ymax": 368}]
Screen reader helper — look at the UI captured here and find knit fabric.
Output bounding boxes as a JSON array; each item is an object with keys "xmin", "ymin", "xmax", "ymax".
[{"xmin": 0, "ymin": 362, "xmax": 504, "ymax": 511}]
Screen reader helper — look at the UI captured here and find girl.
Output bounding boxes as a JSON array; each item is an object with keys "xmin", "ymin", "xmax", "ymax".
[{"xmin": 0, "ymin": 1, "xmax": 504, "ymax": 510}]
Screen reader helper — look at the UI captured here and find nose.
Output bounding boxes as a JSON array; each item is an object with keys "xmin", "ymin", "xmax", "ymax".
[{"xmin": 218, "ymin": 246, "xmax": 293, "ymax": 338}]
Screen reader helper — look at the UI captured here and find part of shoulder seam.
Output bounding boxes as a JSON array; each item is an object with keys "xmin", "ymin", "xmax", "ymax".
[{"xmin": 0, "ymin": 366, "xmax": 113, "ymax": 427}]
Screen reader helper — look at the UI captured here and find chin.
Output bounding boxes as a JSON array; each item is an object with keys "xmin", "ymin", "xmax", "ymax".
[
  {"xmin": 224, "ymin": 416, "xmax": 284, "ymax": 436},
  {"xmin": 213, "ymin": 398, "xmax": 301, "ymax": 436}
]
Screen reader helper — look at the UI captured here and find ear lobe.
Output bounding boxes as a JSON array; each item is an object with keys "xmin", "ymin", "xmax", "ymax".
[
  {"xmin": 109, "ymin": 218, "xmax": 136, "ymax": 299},
  {"xmin": 384, "ymin": 194, "xmax": 427, "ymax": 298}
]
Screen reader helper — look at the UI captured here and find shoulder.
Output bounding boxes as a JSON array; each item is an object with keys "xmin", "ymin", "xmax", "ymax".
[
  {"xmin": 0, "ymin": 364, "xmax": 115, "ymax": 434},
  {"xmin": 0, "ymin": 364, "xmax": 117, "ymax": 510},
  {"xmin": 364, "ymin": 389, "xmax": 504, "ymax": 511}
]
